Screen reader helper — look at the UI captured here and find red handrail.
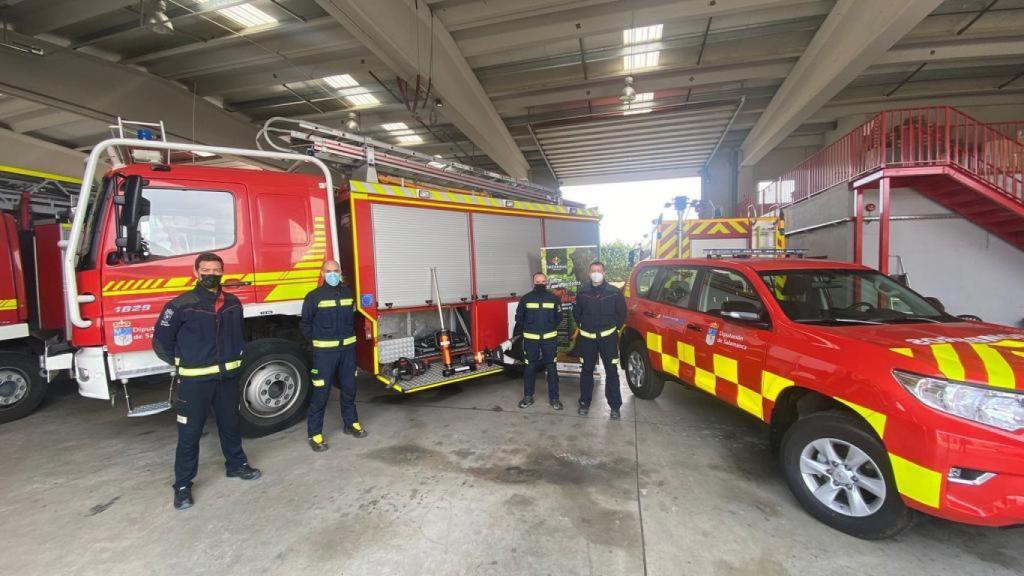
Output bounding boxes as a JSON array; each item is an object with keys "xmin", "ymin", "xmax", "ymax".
[{"xmin": 747, "ymin": 106, "xmax": 1024, "ymax": 215}]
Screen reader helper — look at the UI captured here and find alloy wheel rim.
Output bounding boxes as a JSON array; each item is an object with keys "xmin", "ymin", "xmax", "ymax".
[
  {"xmin": 627, "ymin": 351, "xmax": 645, "ymax": 388},
  {"xmin": 799, "ymin": 437, "xmax": 887, "ymax": 517}
]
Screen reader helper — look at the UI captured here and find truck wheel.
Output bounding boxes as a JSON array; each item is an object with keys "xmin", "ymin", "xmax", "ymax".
[
  {"xmin": 0, "ymin": 352, "xmax": 47, "ymax": 424},
  {"xmin": 780, "ymin": 411, "xmax": 916, "ymax": 539},
  {"xmin": 237, "ymin": 339, "xmax": 310, "ymax": 438},
  {"xmin": 624, "ymin": 340, "xmax": 663, "ymax": 399}
]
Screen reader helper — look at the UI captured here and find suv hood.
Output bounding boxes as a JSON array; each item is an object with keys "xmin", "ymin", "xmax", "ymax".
[{"xmin": 816, "ymin": 322, "xmax": 1024, "ymax": 391}]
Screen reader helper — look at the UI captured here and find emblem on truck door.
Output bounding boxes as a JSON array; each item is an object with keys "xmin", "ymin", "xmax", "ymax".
[
  {"xmin": 112, "ymin": 320, "xmax": 133, "ymax": 346},
  {"xmin": 705, "ymin": 322, "xmax": 719, "ymax": 346}
]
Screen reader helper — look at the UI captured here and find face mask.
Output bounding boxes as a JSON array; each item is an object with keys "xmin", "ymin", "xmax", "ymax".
[
  {"xmin": 324, "ymin": 272, "xmax": 341, "ymax": 287},
  {"xmin": 198, "ymin": 274, "xmax": 222, "ymax": 290},
  {"xmin": 590, "ymin": 272, "xmax": 604, "ymax": 284},
  {"xmin": 533, "ymin": 283, "xmax": 547, "ymax": 291}
]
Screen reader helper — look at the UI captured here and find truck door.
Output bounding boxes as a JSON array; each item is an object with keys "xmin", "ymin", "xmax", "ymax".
[
  {"xmin": 639, "ymin": 265, "xmax": 702, "ymax": 385},
  {"xmin": 687, "ymin": 267, "xmax": 773, "ymax": 420},
  {"xmin": 101, "ymin": 182, "xmax": 254, "ymax": 356}
]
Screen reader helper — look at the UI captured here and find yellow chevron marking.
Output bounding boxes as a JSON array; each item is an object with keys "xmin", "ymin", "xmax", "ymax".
[
  {"xmin": 931, "ymin": 343, "xmax": 965, "ymax": 381},
  {"xmin": 971, "ymin": 343, "xmax": 1015, "ymax": 389},
  {"xmin": 890, "ymin": 347, "xmax": 914, "ymax": 358}
]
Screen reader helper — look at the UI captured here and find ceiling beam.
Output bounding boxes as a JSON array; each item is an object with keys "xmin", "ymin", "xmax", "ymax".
[
  {"xmin": 740, "ymin": 0, "xmax": 943, "ymax": 167},
  {"xmin": 314, "ymin": 0, "xmax": 529, "ymax": 179},
  {"xmin": 0, "ymin": 30, "xmax": 260, "ymax": 151},
  {"xmin": 5, "ymin": 0, "xmax": 135, "ymax": 36},
  {"xmin": 0, "ymin": 127, "xmax": 88, "ymax": 180}
]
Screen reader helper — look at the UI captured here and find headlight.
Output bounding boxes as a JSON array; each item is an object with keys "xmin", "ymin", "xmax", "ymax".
[{"xmin": 894, "ymin": 370, "xmax": 1024, "ymax": 432}]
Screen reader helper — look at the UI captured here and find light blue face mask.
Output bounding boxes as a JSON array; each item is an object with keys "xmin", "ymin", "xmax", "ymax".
[{"xmin": 324, "ymin": 271, "xmax": 341, "ymax": 287}]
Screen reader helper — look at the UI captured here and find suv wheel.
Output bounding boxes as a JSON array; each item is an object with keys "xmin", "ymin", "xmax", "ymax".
[
  {"xmin": 624, "ymin": 340, "xmax": 663, "ymax": 399},
  {"xmin": 780, "ymin": 411, "xmax": 916, "ymax": 539}
]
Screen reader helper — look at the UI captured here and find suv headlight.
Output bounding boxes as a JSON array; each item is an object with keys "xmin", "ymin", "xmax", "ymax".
[{"xmin": 894, "ymin": 370, "xmax": 1024, "ymax": 432}]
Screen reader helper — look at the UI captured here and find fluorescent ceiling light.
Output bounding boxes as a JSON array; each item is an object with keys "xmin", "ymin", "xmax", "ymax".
[
  {"xmin": 381, "ymin": 122, "xmax": 409, "ymax": 131},
  {"xmin": 322, "ymin": 74, "xmax": 358, "ymax": 88},
  {"xmin": 624, "ymin": 51, "xmax": 660, "ymax": 71},
  {"xmin": 192, "ymin": 150, "xmax": 217, "ymax": 157},
  {"xmin": 339, "ymin": 87, "xmax": 379, "ymax": 107},
  {"xmin": 215, "ymin": 3, "xmax": 277, "ymax": 28},
  {"xmin": 623, "ymin": 108, "xmax": 652, "ymax": 116},
  {"xmin": 623, "ymin": 24, "xmax": 663, "ymax": 45},
  {"xmin": 397, "ymin": 135, "xmax": 423, "ymax": 145},
  {"xmin": 428, "ymin": 161, "xmax": 447, "ymax": 169},
  {"xmin": 388, "ymin": 129, "xmax": 415, "ymax": 136},
  {"xmin": 634, "ymin": 92, "xmax": 653, "ymax": 102}
]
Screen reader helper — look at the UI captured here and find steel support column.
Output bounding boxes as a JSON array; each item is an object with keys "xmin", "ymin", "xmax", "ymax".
[
  {"xmin": 853, "ymin": 187, "xmax": 864, "ymax": 264},
  {"xmin": 877, "ymin": 178, "xmax": 891, "ymax": 275}
]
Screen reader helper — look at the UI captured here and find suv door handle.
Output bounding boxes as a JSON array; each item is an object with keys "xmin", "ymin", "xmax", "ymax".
[
  {"xmin": 643, "ymin": 311, "xmax": 660, "ymax": 318},
  {"xmin": 686, "ymin": 323, "xmax": 703, "ymax": 332},
  {"xmin": 223, "ymin": 280, "xmax": 252, "ymax": 287}
]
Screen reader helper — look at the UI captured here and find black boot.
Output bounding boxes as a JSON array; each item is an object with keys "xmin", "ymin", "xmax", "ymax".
[
  {"xmin": 226, "ymin": 463, "xmax": 262, "ymax": 480},
  {"xmin": 173, "ymin": 486, "xmax": 193, "ymax": 510},
  {"xmin": 343, "ymin": 422, "xmax": 368, "ymax": 438},
  {"xmin": 309, "ymin": 434, "xmax": 329, "ymax": 452},
  {"xmin": 518, "ymin": 395, "xmax": 535, "ymax": 409},
  {"xmin": 550, "ymin": 399, "xmax": 564, "ymax": 411},
  {"xmin": 610, "ymin": 408, "xmax": 621, "ymax": 420},
  {"xmin": 578, "ymin": 402, "xmax": 589, "ymax": 416}
]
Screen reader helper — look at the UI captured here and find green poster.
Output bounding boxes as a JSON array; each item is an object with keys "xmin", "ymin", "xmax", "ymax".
[{"xmin": 542, "ymin": 245, "xmax": 599, "ymax": 354}]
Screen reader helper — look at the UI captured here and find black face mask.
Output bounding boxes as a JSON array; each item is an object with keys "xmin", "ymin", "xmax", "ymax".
[
  {"xmin": 198, "ymin": 274, "xmax": 222, "ymax": 290},
  {"xmin": 533, "ymin": 283, "xmax": 547, "ymax": 291}
]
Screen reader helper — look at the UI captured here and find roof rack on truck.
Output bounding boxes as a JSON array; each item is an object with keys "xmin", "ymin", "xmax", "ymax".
[
  {"xmin": 257, "ymin": 116, "xmax": 559, "ymax": 203},
  {"xmin": 705, "ymin": 248, "xmax": 806, "ymax": 259}
]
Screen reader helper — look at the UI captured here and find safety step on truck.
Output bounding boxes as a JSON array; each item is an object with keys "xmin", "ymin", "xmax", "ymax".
[{"xmin": 45, "ymin": 118, "xmax": 599, "ymax": 436}]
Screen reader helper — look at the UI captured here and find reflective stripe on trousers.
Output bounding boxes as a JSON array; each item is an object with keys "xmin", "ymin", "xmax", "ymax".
[{"xmin": 177, "ymin": 360, "xmax": 242, "ymax": 377}]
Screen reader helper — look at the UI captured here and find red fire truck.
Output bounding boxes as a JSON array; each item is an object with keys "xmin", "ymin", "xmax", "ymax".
[
  {"xmin": 622, "ymin": 253, "xmax": 1024, "ymax": 538},
  {"xmin": 42, "ymin": 119, "xmax": 598, "ymax": 435},
  {"xmin": 0, "ymin": 168, "xmax": 77, "ymax": 423}
]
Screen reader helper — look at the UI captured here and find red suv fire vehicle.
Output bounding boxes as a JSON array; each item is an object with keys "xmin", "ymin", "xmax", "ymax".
[{"xmin": 620, "ymin": 254, "xmax": 1024, "ymax": 539}]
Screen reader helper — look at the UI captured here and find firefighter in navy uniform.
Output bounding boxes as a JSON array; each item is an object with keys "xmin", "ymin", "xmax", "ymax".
[
  {"xmin": 300, "ymin": 260, "xmax": 366, "ymax": 452},
  {"xmin": 573, "ymin": 261, "xmax": 627, "ymax": 419},
  {"xmin": 153, "ymin": 252, "xmax": 261, "ymax": 511},
  {"xmin": 514, "ymin": 272, "xmax": 564, "ymax": 410}
]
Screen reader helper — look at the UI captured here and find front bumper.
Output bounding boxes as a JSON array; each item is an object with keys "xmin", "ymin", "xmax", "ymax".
[{"xmin": 889, "ymin": 410, "xmax": 1024, "ymax": 527}]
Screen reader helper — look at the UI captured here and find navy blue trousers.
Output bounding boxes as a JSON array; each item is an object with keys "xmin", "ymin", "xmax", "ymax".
[
  {"xmin": 173, "ymin": 373, "xmax": 247, "ymax": 489},
  {"xmin": 523, "ymin": 338, "xmax": 560, "ymax": 400},
  {"xmin": 578, "ymin": 335, "xmax": 622, "ymax": 409},
  {"xmin": 307, "ymin": 346, "xmax": 357, "ymax": 436}
]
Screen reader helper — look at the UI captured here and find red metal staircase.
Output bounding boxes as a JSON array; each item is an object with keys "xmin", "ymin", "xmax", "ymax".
[{"xmin": 753, "ymin": 106, "xmax": 1024, "ymax": 270}]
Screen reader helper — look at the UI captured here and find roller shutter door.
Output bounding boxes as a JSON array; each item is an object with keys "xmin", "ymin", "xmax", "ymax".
[
  {"xmin": 544, "ymin": 219, "xmax": 599, "ymax": 248},
  {"xmin": 472, "ymin": 213, "xmax": 542, "ymax": 298},
  {"xmin": 371, "ymin": 204, "xmax": 472, "ymax": 307}
]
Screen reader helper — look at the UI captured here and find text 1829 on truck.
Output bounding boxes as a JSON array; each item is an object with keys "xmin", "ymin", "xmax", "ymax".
[
  {"xmin": 38, "ymin": 122, "xmax": 598, "ymax": 433},
  {"xmin": 620, "ymin": 256, "xmax": 1024, "ymax": 539}
]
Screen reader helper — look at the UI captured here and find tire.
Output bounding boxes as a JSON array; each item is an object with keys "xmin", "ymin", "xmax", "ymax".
[
  {"xmin": 237, "ymin": 339, "xmax": 311, "ymax": 437},
  {"xmin": 624, "ymin": 339, "xmax": 663, "ymax": 400},
  {"xmin": 780, "ymin": 411, "xmax": 916, "ymax": 539},
  {"xmin": 0, "ymin": 351, "xmax": 47, "ymax": 424}
]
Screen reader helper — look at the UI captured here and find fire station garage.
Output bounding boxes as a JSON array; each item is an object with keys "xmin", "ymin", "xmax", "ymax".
[{"xmin": 1, "ymin": 0, "xmax": 1023, "ymax": 574}]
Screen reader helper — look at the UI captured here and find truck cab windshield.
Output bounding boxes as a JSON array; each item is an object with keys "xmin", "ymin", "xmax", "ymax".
[{"xmin": 758, "ymin": 269, "xmax": 954, "ymax": 325}]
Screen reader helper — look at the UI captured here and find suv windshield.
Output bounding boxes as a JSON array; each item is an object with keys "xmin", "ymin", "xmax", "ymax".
[{"xmin": 759, "ymin": 269, "xmax": 955, "ymax": 325}]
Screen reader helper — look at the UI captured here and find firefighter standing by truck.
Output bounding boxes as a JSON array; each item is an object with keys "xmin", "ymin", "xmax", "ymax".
[
  {"xmin": 153, "ymin": 252, "xmax": 262, "ymax": 511},
  {"xmin": 514, "ymin": 272, "xmax": 564, "ymax": 411},
  {"xmin": 573, "ymin": 261, "xmax": 627, "ymax": 419},
  {"xmin": 300, "ymin": 260, "xmax": 367, "ymax": 452}
]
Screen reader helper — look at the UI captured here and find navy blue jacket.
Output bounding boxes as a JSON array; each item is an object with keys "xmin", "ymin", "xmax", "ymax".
[
  {"xmin": 515, "ymin": 287, "xmax": 562, "ymax": 339},
  {"xmin": 572, "ymin": 282, "xmax": 627, "ymax": 335},
  {"xmin": 300, "ymin": 283, "xmax": 356, "ymax": 349},
  {"xmin": 153, "ymin": 286, "xmax": 245, "ymax": 380}
]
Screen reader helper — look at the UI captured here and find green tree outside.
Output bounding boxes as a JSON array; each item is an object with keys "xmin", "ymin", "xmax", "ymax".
[{"xmin": 600, "ymin": 240, "xmax": 634, "ymax": 285}]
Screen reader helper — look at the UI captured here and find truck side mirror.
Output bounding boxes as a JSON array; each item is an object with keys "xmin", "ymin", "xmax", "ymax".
[
  {"xmin": 923, "ymin": 296, "xmax": 945, "ymax": 313},
  {"xmin": 113, "ymin": 175, "xmax": 149, "ymax": 256},
  {"xmin": 722, "ymin": 300, "xmax": 763, "ymax": 322}
]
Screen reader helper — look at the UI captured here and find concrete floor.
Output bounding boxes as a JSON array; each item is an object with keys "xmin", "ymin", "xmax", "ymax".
[{"xmin": 1, "ymin": 373, "xmax": 1022, "ymax": 576}]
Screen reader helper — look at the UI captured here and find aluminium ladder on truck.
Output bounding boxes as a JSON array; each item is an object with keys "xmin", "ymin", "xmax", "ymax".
[{"xmin": 257, "ymin": 116, "xmax": 560, "ymax": 203}]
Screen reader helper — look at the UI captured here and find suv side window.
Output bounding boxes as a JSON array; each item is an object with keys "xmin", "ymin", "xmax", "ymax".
[
  {"xmin": 698, "ymin": 268, "xmax": 762, "ymax": 316},
  {"xmin": 138, "ymin": 188, "xmax": 235, "ymax": 259},
  {"xmin": 653, "ymin": 266, "xmax": 699, "ymax": 309},
  {"xmin": 633, "ymin": 266, "xmax": 659, "ymax": 299}
]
